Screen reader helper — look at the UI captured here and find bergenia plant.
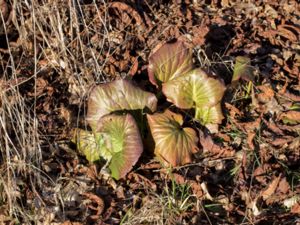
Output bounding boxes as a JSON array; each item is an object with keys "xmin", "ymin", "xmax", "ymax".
[{"xmin": 73, "ymin": 40, "xmax": 226, "ymax": 179}]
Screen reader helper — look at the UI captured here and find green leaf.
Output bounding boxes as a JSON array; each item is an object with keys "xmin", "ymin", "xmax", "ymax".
[
  {"xmin": 87, "ymin": 79, "xmax": 157, "ymax": 130},
  {"xmin": 232, "ymin": 56, "xmax": 254, "ymax": 82},
  {"xmin": 98, "ymin": 114, "xmax": 143, "ymax": 180},
  {"xmin": 147, "ymin": 110, "xmax": 198, "ymax": 167},
  {"xmin": 195, "ymin": 103, "xmax": 224, "ymax": 125},
  {"xmin": 72, "ymin": 128, "xmax": 102, "ymax": 163},
  {"xmin": 148, "ymin": 41, "xmax": 194, "ymax": 87},
  {"xmin": 162, "ymin": 69, "xmax": 225, "ymax": 124}
]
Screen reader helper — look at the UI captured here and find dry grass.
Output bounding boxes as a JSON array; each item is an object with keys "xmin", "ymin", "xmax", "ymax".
[
  {"xmin": 0, "ymin": 75, "xmax": 42, "ymax": 222},
  {"xmin": 0, "ymin": 0, "xmax": 113, "ymax": 223}
]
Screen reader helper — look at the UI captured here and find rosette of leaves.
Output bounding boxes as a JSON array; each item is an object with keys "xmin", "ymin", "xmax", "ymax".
[
  {"xmin": 74, "ymin": 79, "xmax": 157, "ymax": 179},
  {"xmin": 74, "ymin": 40, "xmax": 227, "ymax": 175},
  {"xmin": 148, "ymin": 41, "xmax": 226, "ymax": 126}
]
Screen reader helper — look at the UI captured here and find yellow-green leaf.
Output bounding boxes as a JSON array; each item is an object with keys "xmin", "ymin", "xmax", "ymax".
[
  {"xmin": 72, "ymin": 128, "xmax": 102, "ymax": 163},
  {"xmin": 97, "ymin": 114, "xmax": 143, "ymax": 179}
]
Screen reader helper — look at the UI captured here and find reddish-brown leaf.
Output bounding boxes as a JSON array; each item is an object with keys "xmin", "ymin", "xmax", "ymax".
[
  {"xmin": 271, "ymin": 136, "xmax": 294, "ymax": 147},
  {"xmin": 253, "ymin": 164, "xmax": 271, "ymax": 185},
  {"xmin": 277, "ymin": 177, "xmax": 290, "ymax": 194},
  {"xmin": 199, "ymin": 130, "xmax": 235, "ymax": 158},
  {"xmin": 60, "ymin": 221, "xmax": 83, "ymax": 225},
  {"xmin": 129, "ymin": 57, "xmax": 139, "ymax": 76},
  {"xmin": 291, "ymin": 203, "xmax": 300, "ymax": 214},
  {"xmin": 247, "ymin": 132, "xmax": 256, "ymax": 150},
  {"xmin": 279, "ymin": 111, "xmax": 300, "ymax": 125},
  {"xmin": 277, "ymin": 24, "xmax": 299, "ymax": 42},
  {"xmin": 108, "ymin": 2, "xmax": 144, "ymax": 27},
  {"xmin": 82, "ymin": 192, "xmax": 105, "ymax": 220},
  {"xmin": 127, "ymin": 172, "xmax": 157, "ymax": 191},
  {"xmin": 257, "ymin": 85, "xmax": 275, "ymax": 103},
  {"xmin": 261, "ymin": 175, "xmax": 281, "ymax": 201}
]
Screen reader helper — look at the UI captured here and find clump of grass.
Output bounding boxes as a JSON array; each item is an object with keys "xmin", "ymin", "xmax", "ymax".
[
  {"xmin": 121, "ymin": 180, "xmax": 195, "ymax": 225},
  {"xmin": 0, "ymin": 63, "xmax": 42, "ymax": 222}
]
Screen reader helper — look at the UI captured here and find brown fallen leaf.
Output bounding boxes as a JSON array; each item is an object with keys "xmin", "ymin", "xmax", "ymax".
[
  {"xmin": 257, "ymin": 85, "xmax": 274, "ymax": 103},
  {"xmin": 81, "ymin": 192, "xmax": 105, "ymax": 220},
  {"xmin": 247, "ymin": 132, "xmax": 256, "ymax": 150},
  {"xmin": 127, "ymin": 172, "xmax": 157, "ymax": 191},
  {"xmin": 279, "ymin": 111, "xmax": 300, "ymax": 125},
  {"xmin": 129, "ymin": 57, "xmax": 139, "ymax": 76},
  {"xmin": 199, "ymin": 129, "xmax": 222, "ymax": 154},
  {"xmin": 172, "ymin": 172, "xmax": 185, "ymax": 184},
  {"xmin": 225, "ymin": 102, "xmax": 243, "ymax": 117},
  {"xmin": 253, "ymin": 164, "xmax": 271, "ymax": 185},
  {"xmin": 281, "ymin": 91, "xmax": 300, "ymax": 102},
  {"xmin": 109, "ymin": 2, "xmax": 145, "ymax": 28},
  {"xmin": 262, "ymin": 118, "xmax": 284, "ymax": 135},
  {"xmin": 221, "ymin": 0, "xmax": 230, "ymax": 7},
  {"xmin": 139, "ymin": 161, "xmax": 161, "ymax": 170},
  {"xmin": 255, "ymin": 94, "xmax": 283, "ymax": 115},
  {"xmin": 271, "ymin": 136, "xmax": 294, "ymax": 147},
  {"xmin": 288, "ymin": 136, "xmax": 300, "ymax": 150},
  {"xmin": 261, "ymin": 174, "xmax": 281, "ymax": 201},
  {"xmin": 60, "ymin": 221, "xmax": 83, "ymax": 225},
  {"xmin": 277, "ymin": 177, "xmax": 290, "ymax": 194},
  {"xmin": 283, "ymin": 61, "xmax": 299, "ymax": 77},
  {"xmin": 102, "ymin": 199, "xmax": 117, "ymax": 222},
  {"xmin": 276, "ymin": 124, "xmax": 300, "ymax": 133},
  {"xmin": 276, "ymin": 24, "xmax": 299, "ymax": 43},
  {"xmin": 192, "ymin": 25, "xmax": 209, "ymax": 46},
  {"xmin": 116, "ymin": 186, "xmax": 125, "ymax": 199},
  {"xmin": 216, "ymin": 132, "xmax": 231, "ymax": 142},
  {"xmin": 291, "ymin": 203, "xmax": 300, "ymax": 214},
  {"xmin": 264, "ymin": 4, "xmax": 278, "ymax": 18},
  {"xmin": 0, "ymin": 0, "xmax": 9, "ymax": 31},
  {"xmin": 199, "ymin": 129, "xmax": 235, "ymax": 158},
  {"xmin": 239, "ymin": 117, "xmax": 262, "ymax": 150}
]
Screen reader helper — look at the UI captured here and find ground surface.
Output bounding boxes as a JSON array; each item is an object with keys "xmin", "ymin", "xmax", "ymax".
[{"xmin": 0, "ymin": 0, "xmax": 300, "ymax": 224}]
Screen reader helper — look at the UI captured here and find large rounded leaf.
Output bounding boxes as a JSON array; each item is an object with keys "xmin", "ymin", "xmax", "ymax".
[
  {"xmin": 97, "ymin": 114, "xmax": 143, "ymax": 180},
  {"xmin": 148, "ymin": 41, "xmax": 194, "ymax": 87},
  {"xmin": 162, "ymin": 68, "xmax": 225, "ymax": 109},
  {"xmin": 147, "ymin": 110, "xmax": 198, "ymax": 167},
  {"xmin": 87, "ymin": 79, "xmax": 157, "ymax": 130}
]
